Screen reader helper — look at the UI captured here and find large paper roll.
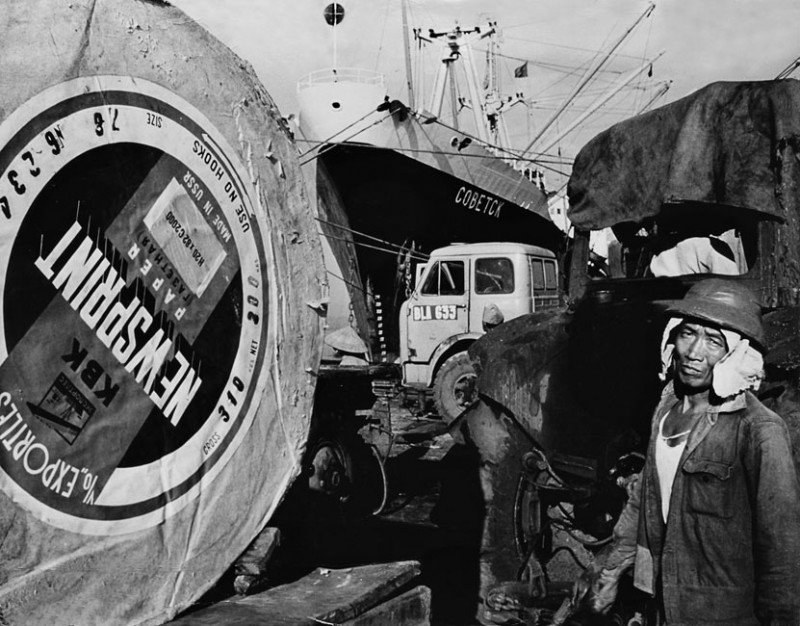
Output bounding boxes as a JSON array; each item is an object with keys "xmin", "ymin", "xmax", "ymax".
[{"xmin": 0, "ymin": 1, "xmax": 326, "ymax": 624}]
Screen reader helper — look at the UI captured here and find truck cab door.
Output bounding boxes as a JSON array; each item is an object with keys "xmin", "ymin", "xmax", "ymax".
[{"xmin": 404, "ymin": 258, "xmax": 469, "ymax": 366}]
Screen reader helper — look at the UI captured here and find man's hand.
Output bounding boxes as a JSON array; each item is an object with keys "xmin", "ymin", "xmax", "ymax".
[
  {"xmin": 571, "ymin": 563, "xmax": 622, "ymax": 614},
  {"xmin": 520, "ymin": 551, "xmax": 547, "ymax": 599},
  {"xmin": 571, "ymin": 566, "xmax": 594, "ymax": 607}
]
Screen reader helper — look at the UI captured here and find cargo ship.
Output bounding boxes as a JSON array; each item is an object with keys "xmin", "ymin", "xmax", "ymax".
[{"xmin": 297, "ymin": 2, "xmax": 667, "ymax": 358}]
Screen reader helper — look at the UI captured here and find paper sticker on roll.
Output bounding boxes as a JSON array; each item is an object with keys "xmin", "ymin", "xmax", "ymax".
[
  {"xmin": 0, "ymin": 76, "xmax": 268, "ymax": 535},
  {"xmin": 143, "ymin": 178, "xmax": 227, "ymax": 297}
]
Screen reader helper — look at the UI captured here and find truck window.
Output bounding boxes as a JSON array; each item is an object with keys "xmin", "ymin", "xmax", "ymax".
[
  {"xmin": 531, "ymin": 259, "xmax": 545, "ymax": 290},
  {"xmin": 475, "ymin": 257, "xmax": 515, "ymax": 294},
  {"xmin": 420, "ymin": 260, "xmax": 465, "ymax": 296},
  {"xmin": 602, "ymin": 213, "xmax": 758, "ymax": 279},
  {"xmin": 544, "ymin": 260, "xmax": 557, "ymax": 289}
]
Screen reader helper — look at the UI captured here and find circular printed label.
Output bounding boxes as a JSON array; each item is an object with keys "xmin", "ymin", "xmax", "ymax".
[{"xmin": 0, "ymin": 76, "xmax": 269, "ymax": 535}]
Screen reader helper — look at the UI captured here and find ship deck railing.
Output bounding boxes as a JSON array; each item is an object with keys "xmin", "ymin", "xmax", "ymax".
[{"xmin": 297, "ymin": 68, "xmax": 385, "ymax": 91}]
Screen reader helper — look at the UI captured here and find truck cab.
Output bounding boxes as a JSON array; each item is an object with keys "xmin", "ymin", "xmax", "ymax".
[{"xmin": 399, "ymin": 242, "xmax": 558, "ymax": 421}]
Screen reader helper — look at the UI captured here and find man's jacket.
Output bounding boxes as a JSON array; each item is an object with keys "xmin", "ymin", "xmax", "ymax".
[
  {"xmin": 628, "ymin": 384, "xmax": 800, "ymax": 625},
  {"xmin": 604, "ymin": 384, "xmax": 800, "ymax": 626}
]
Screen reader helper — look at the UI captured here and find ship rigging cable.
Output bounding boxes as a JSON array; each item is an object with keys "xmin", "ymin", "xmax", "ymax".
[
  {"xmin": 322, "ymin": 233, "xmax": 427, "ymax": 264},
  {"xmin": 501, "ymin": 34, "xmax": 657, "ymax": 62},
  {"xmin": 316, "ymin": 217, "xmax": 431, "ymax": 260},
  {"xmin": 321, "ymin": 232, "xmax": 430, "ymax": 263},
  {"xmin": 295, "ymin": 139, "xmax": 574, "ymax": 166},
  {"xmin": 325, "ymin": 268, "xmax": 368, "ymax": 294},
  {"xmin": 424, "ymin": 116, "xmax": 572, "ymax": 178},
  {"xmin": 296, "ymin": 106, "xmax": 384, "ymax": 159},
  {"xmin": 298, "ymin": 111, "xmax": 394, "ymax": 166},
  {"xmin": 475, "ymin": 47, "xmax": 627, "ymax": 76}
]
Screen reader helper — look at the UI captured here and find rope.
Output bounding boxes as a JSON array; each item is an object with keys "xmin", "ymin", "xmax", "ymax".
[
  {"xmin": 374, "ymin": 0, "xmax": 392, "ymax": 71},
  {"xmin": 500, "ymin": 34, "xmax": 655, "ymax": 62},
  {"xmin": 325, "ymin": 269, "xmax": 368, "ymax": 296},
  {"xmin": 422, "ymin": 115, "xmax": 570, "ymax": 177},
  {"xmin": 316, "ymin": 217, "xmax": 430, "ymax": 261},
  {"xmin": 296, "ymin": 106, "xmax": 380, "ymax": 159},
  {"xmin": 296, "ymin": 138, "xmax": 571, "ymax": 165},
  {"xmin": 537, "ymin": 57, "xmax": 593, "ymax": 98},
  {"xmin": 369, "ymin": 443, "xmax": 390, "ymax": 515},
  {"xmin": 299, "ymin": 112, "xmax": 394, "ymax": 166},
  {"xmin": 427, "ymin": 119, "xmax": 571, "ymax": 175},
  {"xmin": 322, "ymin": 232, "xmax": 428, "ymax": 262},
  {"xmin": 475, "ymin": 46, "xmax": 628, "ymax": 75}
]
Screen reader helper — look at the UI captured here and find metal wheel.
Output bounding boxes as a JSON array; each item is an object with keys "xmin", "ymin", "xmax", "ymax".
[
  {"xmin": 307, "ymin": 438, "xmax": 355, "ymax": 503},
  {"xmin": 306, "ymin": 435, "xmax": 387, "ymax": 516},
  {"xmin": 513, "ymin": 473, "xmax": 551, "ymax": 563},
  {"xmin": 433, "ymin": 351, "xmax": 477, "ymax": 423}
]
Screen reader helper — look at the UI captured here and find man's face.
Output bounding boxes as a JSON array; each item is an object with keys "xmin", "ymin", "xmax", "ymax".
[{"xmin": 673, "ymin": 321, "xmax": 728, "ymax": 390}]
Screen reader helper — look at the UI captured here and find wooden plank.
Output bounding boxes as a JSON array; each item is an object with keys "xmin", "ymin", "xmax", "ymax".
[
  {"xmin": 234, "ymin": 527, "xmax": 282, "ymax": 594},
  {"xmin": 172, "ymin": 560, "xmax": 421, "ymax": 625},
  {"xmin": 342, "ymin": 586, "xmax": 431, "ymax": 626}
]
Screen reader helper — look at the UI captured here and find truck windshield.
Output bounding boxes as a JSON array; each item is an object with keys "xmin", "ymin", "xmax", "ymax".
[{"xmin": 421, "ymin": 260, "xmax": 465, "ymax": 296}]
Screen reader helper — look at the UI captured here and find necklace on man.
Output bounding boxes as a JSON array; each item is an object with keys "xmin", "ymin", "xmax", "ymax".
[{"xmin": 660, "ymin": 428, "xmax": 692, "ymax": 441}]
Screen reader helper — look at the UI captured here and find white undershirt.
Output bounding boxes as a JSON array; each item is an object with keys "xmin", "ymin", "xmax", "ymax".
[{"xmin": 655, "ymin": 412, "xmax": 689, "ymax": 523}]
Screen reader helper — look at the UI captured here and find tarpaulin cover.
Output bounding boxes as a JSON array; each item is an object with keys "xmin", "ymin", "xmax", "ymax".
[
  {"xmin": 567, "ymin": 80, "xmax": 800, "ymax": 230},
  {"xmin": 0, "ymin": 1, "xmax": 326, "ymax": 624}
]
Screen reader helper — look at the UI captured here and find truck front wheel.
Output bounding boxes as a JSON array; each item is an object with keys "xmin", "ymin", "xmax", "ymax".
[{"xmin": 433, "ymin": 352, "xmax": 477, "ymax": 423}]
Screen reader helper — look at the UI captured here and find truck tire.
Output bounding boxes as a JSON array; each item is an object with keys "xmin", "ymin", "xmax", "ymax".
[
  {"xmin": 433, "ymin": 352, "xmax": 477, "ymax": 423},
  {"xmin": 306, "ymin": 434, "xmax": 386, "ymax": 518}
]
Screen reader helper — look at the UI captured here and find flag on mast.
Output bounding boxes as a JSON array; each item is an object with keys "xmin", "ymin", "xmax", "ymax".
[{"xmin": 514, "ymin": 62, "xmax": 528, "ymax": 78}]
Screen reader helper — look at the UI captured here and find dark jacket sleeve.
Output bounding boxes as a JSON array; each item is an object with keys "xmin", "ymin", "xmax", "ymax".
[
  {"xmin": 584, "ymin": 473, "xmax": 642, "ymax": 613},
  {"xmin": 745, "ymin": 415, "xmax": 800, "ymax": 625}
]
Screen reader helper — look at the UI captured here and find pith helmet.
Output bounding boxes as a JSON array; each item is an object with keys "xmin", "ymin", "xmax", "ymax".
[
  {"xmin": 661, "ymin": 278, "xmax": 764, "ymax": 346},
  {"xmin": 482, "ymin": 303, "xmax": 505, "ymax": 327},
  {"xmin": 325, "ymin": 325, "xmax": 368, "ymax": 355}
]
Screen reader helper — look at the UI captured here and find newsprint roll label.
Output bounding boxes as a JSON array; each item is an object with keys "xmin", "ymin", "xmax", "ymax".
[{"xmin": 0, "ymin": 76, "xmax": 268, "ymax": 535}]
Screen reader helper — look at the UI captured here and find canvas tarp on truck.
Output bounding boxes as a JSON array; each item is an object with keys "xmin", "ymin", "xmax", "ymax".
[
  {"xmin": 567, "ymin": 79, "xmax": 800, "ymax": 230},
  {"xmin": 0, "ymin": 1, "xmax": 326, "ymax": 624},
  {"xmin": 566, "ymin": 79, "xmax": 800, "ymax": 311}
]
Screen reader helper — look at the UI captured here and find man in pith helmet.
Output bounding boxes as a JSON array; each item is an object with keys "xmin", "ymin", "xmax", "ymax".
[{"xmin": 577, "ymin": 278, "xmax": 800, "ymax": 625}]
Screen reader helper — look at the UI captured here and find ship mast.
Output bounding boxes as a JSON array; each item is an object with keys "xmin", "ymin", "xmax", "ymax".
[
  {"xmin": 534, "ymin": 51, "xmax": 664, "ymax": 156},
  {"xmin": 427, "ymin": 23, "xmax": 497, "ymax": 144},
  {"xmin": 519, "ymin": 1, "xmax": 656, "ymax": 160},
  {"xmin": 428, "ymin": 25, "xmax": 477, "ymax": 138},
  {"xmin": 401, "ymin": 0, "xmax": 415, "ymax": 109},
  {"xmin": 481, "ymin": 22, "xmax": 513, "ymax": 150},
  {"xmin": 776, "ymin": 55, "xmax": 800, "ymax": 79},
  {"xmin": 637, "ymin": 80, "xmax": 672, "ymax": 114}
]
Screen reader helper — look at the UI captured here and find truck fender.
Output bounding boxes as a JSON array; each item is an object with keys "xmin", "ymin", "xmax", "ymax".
[{"xmin": 427, "ymin": 332, "xmax": 483, "ymax": 387}]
